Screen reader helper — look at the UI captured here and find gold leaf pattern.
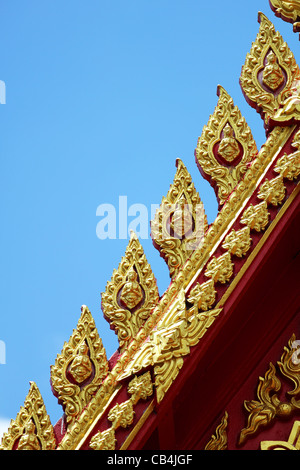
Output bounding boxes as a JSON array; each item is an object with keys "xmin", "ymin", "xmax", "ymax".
[
  {"xmin": 257, "ymin": 175, "xmax": 286, "ymax": 206},
  {"xmin": 240, "ymin": 201, "xmax": 270, "ymax": 232}
]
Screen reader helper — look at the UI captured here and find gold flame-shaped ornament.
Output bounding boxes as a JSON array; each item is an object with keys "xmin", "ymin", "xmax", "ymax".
[
  {"xmin": 0, "ymin": 382, "xmax": 56, "ymax": 450},
  {"xmin": 151, "ymin": 158, "xmax": 208, "ymax": 278},
  {"xmin": 195, "ymin": 86, "xmax": 257, "ymax": 206},
  {"xmin": 240, "ymin": 12, "xmax": 300, "ymax": 129},
  {"xmin": 101, "ymin": 232, "xmax": 159, "ymax": 351}
]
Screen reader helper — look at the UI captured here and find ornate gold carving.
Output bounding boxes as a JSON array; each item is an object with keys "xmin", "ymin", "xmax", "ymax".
[
  {"xmin": 151, "ymin": 159, "xmax": 208, "ymax": 278},
  {"xmin": 117, "ymin": 289, "xmax": 222, "ymax": 403},
  {"xmin": 127, "ymin": 371, "xmax": 153, "ymax": 405},
  {"xmin": 240, "ymin": 12, "xmax": 300, "ymax": 125},
  {"xmin": 274, "ymin": 129, "xmax": 300, "ymax": 180},
  {"xmin": 89, "ymin": 372, "xmax": 153, "ymax": 450},
  {"xmin": 269, "ymin": 0, "xmax": 300, "ymax": 34},
  {"xmin": 204, "ymin": 252, "xmax": 234, "ymax": 284},
  {"xmin": 260, "ymin": 420, "xmax": 300, "ymax": 450},
  {"xmin": 187, "ymin": 279, "xmax": 216, "ymax": 314},
  {"xmin": 57, "ymin": 125, "xmax": 296, "ymax": 450},
  {"xmin": 262, "ymin": 51, "xmax": 285, "ymax": 91},
  {"xmin": 222, "ymin": 226, "xmax": 252, "ymax": 258},
  {"xmin": 0, "ymin": 382, "xmax": 56, "ymax": 450},
  {"xmin": 240, "ymin": 201, "xmax": 269, "ymax": 232},
  {"xmin": 239, "ymin": 334, "xmax": 300, "ymax": 446},
  {"xmin": 204, "ymin": 412, "xmax": 228, "ymax": 450},
  {"xmin": 101, "ymin": 231, "xmax": 159, "ymax": 351},
  {"xmin": 108, "ymin": 400, "xmax": 135, "ymax": 429},
  {"xmin": 90, "ymin": 428, "xmax": 116, "ymax": 450},
  {"xmin": 195, "ymin": 86, "xmax": 257, "ymax": 206},
  {"xmin": 50, "ymin": 305, "xmax": 109, "ymax": 424},
  {"xmin": 257, "ymin": 175, "xmax": 286, "ymax": 206}
]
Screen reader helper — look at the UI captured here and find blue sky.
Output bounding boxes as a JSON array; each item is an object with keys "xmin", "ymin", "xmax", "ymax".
[{"xmin": 0, "ymin": 1, "xmax": 299, "ymax": 435}]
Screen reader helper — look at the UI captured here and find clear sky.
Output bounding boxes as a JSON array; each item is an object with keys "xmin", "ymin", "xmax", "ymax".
[{"xmin": 0, "ymin": 0, "xmax": 299, "ymax": 437}]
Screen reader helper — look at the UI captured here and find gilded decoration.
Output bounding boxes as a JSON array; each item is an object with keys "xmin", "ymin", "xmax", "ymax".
[
  {"xmin": 195, "ymin": 86, "xmax": 257, "ymax": 206},
  {"xmin": 151, "ymin": 159, "xmax": 208, "ymax": 278},
  {"xmin": 50, "ymin": 305, "xmax": 109, "ymax": 424},
  {"xmin": 260, "ymin": 420, "xmax": 300, "ymax": 450},
  {"xmin": 240, "ymin": 12, "xmax": 300, "ymax": 126},
  {"xmin": 101, "ymin": 231, "xmax": 159, "ymax": 351},
  {"xmin": 117, "ymin": 289, "xmax": 222, "ymax": 403},
  {"xmin": 204, "ymin": 412, "xmax": 228, "ymax": 450},
  {"xmin": 239, "ymin": 334, "xmax": 300, "ymax": 446},
  {"xmin": 187, "ymin": 279, "xmax": 216, "ymax": 315},
  {"xmin": 222, "ymin": 227, "xmax": 252, "ymax": 258},
  {"xmin": 204, "ymin": 252, "xmax": 234, "ymax": 284},
  {"xmin": 274, "ymin": 129, "xmax": 300, "ymax": 180},
  {"xmin": 89, "ymin": 372, "xmax": 153, "ymax": 450},
  {"xmin": 269, "ymin": 0, "xmax": 300, "ymax": 34},
  {"xmin": 257, "ymin": 175, "xmax": 286, "ymax": 206},
  {"xmin": 0, "ymin": 382, "xmax": 56, "ymax": 450},
  {"xmin": 240, "ymin": 201, "xmax": 270, "ymax": 232}
]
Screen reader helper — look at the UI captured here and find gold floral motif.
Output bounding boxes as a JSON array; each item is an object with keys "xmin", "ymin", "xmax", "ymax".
[
  {"xmin": 240, "ymin": 201, "xmax": 269, "ymax": 232},
  {"xmin": 187, "ymin": 279, "xmax": 216, "ymax": 314},
  {"xmin": 239, "ymin": 334, "xmax": 300, "ymax": 445},
  {"xmin": 204, "ymin": 252, "xmax": 234, "ymax": 284},
  {"xmin": 151, "ymin": 159, "xmax": 208, "ymax": 278},
  {"xmin": 195, "ymin": 86, "xmax": 257, "ymax": 206},
  {"xmin": 50, "ymin": 305, "xmax": 109, "ymax": 424},
  {"xmin": 101, "ymin": 231, "xmax": 159, "ymax": 351},
  {"xmin": 269, "ymin": 0, "xmax": 300, "ymax": 34},
  {"xmin": 108, "ymin": 400, "xmax": 135, "ymax": 429},
  {"xmin": 0, "ymin": 382, "xmax": 56, "ymax": 450},
  {"xmin": 274, "ymin": 129, "xmax": 300, "ymax": 179},
  {"xmin": 257, "ymin": 175, "xmax": 286, "ymax": 206},
  {"xmin": 204, "ymin": 412, "xmax": 228, "ymax": 450},
  {"xmin": 127, "ymin": 371, "xmax": 153, "ymax": 405},
  {"xmin": 260, "ymin": 420, "xmax": 300, "ymax": 450},
  {"xmin": 222, "ymin": 226, "xmax": 252, "ymax": 258},
  {"xmin": 240, "ymin": 12, "xmax": 300, "ymax": 125},
  {"xmin": 89, "ymin": 428, "xmax": 116, "ymax": 450}
]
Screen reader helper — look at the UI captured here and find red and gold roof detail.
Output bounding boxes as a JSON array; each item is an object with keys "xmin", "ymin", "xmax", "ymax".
[
  {"xmin": 269, "ymin": 0, "xmax": 300, "ymax": 37},
  {"xmin": 1, "ymin": 9, "xmax": 299, "ymax": 451}
]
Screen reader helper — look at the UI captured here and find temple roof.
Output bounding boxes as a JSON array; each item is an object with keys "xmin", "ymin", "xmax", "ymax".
[{"xmin": 1, "ymin": 7, "xmax": 299, "ymax": 451}]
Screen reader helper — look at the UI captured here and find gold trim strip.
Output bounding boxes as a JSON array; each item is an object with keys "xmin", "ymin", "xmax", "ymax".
[
  {"xmin": 120, "ymin": 400, "xmax": 155, "ymax": 450},
  {"xmin": 72, "ymin": 385, "xmax": 122, "ymax": 451}
]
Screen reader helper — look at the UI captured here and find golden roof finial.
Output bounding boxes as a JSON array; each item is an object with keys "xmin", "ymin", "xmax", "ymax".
[
  {"xmin": 195, "ymin": 86, "xmax": 257, "ymax": 206},
  {"xmin": 50, "ymin": 305, "xmax": 109, "ymax": 424},
  {"xmin": 101, "ymin": 231, "xmax": 159, "ymax": 351},
  {"xmin": 240, "ymin": 12, "xmax": 300, "ymax": 129},
  {"xmin": 0, "ymin": 382, "xmax": 56, "ymax": 450},
  {"xmin": 151, "ymin": 158, "xmax": 208, "ymax": 278}
]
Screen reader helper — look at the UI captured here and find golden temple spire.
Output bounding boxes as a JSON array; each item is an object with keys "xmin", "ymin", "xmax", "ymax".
[
  {"xmin": 151, "ymin": 158, "xmax": 208, "ymax": 279},
  {"xmin": 240, "ymin": 12, "xmax": 300, "ymax": 129},
  {"xmin": 101, "ymin": 231, "xmax": 159, "ymax": 351},
  {"xmin": 195, "ymin": 86, "xmax": 258, "ymax": 207},
  {"xmin": 0, "ymin": 382, "xmax": 56, "ymax": 450},
  {"xmin": 50, "ymin": 305, "xmax": 109, "ymax": 424}
]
